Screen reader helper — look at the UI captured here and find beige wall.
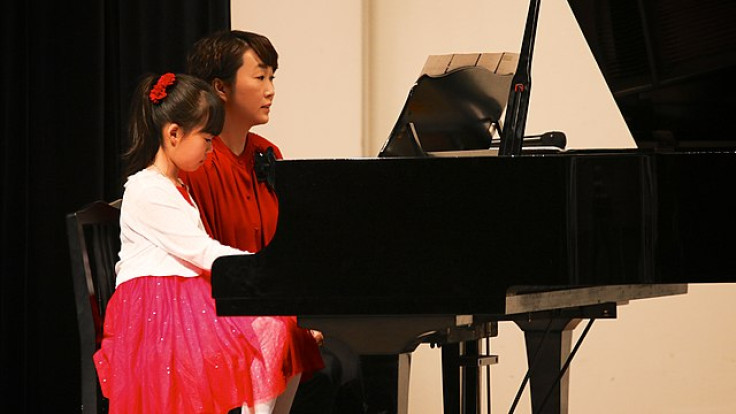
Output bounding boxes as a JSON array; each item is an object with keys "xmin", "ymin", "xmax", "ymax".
[
  {"xmin": 365, "ymin": 0, "xmax": 635, "ymax": 155},
  {"xmin": 231, "ymin": 0, "xmax": 364, "ymax": 159},
  {"xmin": 232, "ymin": 0, "xmax": 736, "ymax": 412}
]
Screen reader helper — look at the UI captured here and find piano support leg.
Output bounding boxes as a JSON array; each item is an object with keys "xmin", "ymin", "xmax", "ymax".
[
  {"xmin": 515, "ymin": 317, "xmax": 581, "ymax": 414},
  {"xmin": 512, "ymin": 303, "xmax": 615, "ymax": 414}
]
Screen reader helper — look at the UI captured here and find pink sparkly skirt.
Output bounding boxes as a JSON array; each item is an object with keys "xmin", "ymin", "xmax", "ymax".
[{"xmin": 93, "ymin": 275, "xmax": 323, "ymax": 414}]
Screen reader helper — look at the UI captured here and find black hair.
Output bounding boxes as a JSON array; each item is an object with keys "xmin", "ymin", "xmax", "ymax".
[
  {"xmin": 123, "ymin": 73, "xmax": 224, "ymax": 178},
  {"xmin": 186, "ymin": 30, "xmax": 279, "ymax": 85}
]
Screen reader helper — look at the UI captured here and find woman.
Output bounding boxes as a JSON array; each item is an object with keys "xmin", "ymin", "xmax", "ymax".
[{"xmin": 180, "ymin": 31, "xmax": 327, "ymax": 413}]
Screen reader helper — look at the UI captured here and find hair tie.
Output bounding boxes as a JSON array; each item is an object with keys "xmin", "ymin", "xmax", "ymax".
[{"xmin": 149, "ymin": 73, "xmax": 177, "ymax": 104}]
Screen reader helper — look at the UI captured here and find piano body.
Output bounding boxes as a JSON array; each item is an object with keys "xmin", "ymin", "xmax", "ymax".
[
  {"xmin": 212, "ymin": 2, "xmax": 736, "ymax": 413},
  {"xmin": 212, "ymin": 150, "xmax": 736, "ymax": 413}
]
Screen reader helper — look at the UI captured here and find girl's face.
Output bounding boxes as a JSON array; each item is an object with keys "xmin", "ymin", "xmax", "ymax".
[
  {"xmin": 171, "ymin": 125, "xmax": 214, "ymax": 172},
  {"xmin": 224, "ymin": 49, "xmax": 275, "ymax": 130}
]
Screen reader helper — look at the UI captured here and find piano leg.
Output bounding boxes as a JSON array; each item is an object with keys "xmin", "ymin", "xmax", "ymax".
[
  {"xmin": 515, "ymin": 318, "xmax": 581, "ymax": 414},
  {"xmin": 512, "ymin": 303, "xmax": 615, "ymax": 414}
]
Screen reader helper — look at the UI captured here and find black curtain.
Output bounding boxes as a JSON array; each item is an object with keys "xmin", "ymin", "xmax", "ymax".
[{"xmin": 0, "ymin": 1, "xmax": 229, "ymax": 411}]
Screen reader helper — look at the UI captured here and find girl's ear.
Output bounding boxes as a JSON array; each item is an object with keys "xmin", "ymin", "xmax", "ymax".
[
  {"xmin": 212, "ymin": 78, "xmax": 228, "ymax": 101},
  {"xmin": 163, "ymin": 123, "xmax": 181, "ymax": 147}
]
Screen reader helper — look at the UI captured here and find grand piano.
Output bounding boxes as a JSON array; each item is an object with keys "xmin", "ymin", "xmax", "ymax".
[
  {"xmin": 212, "ymin": 149, "xmax": 736, "ymax": 412},
  {"xmin": 211, "ymin": 1, "xmax": 736, "ymax": 413}
]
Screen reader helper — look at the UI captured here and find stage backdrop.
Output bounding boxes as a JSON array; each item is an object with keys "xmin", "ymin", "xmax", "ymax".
[{"xmin": 0, "ymin": 1, "xmax": 229, "ymax": 411}]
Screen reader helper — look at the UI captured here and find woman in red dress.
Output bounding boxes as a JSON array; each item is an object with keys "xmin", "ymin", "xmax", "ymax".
[{"xmin": 180, "ymin": 31, "xmax": 326, "ymax": 412}]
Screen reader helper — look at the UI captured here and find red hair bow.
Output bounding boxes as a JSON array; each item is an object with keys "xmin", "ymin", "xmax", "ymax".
[{"xmin": 149, "ymin": 73, "xmax": 176, "ymax": 104}]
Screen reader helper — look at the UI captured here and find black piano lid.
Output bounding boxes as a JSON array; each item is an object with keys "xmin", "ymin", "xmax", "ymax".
[{"xmin": 567, "ymin": 0, "xmax": 736, "ymax": 150}]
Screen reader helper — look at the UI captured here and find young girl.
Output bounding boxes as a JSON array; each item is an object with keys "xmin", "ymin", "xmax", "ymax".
[{"xmin": 94, "ymin": 73, "xmax": 303, "ymax": 414}]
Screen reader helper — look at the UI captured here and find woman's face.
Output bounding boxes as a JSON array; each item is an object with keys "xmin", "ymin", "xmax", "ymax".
[{"xmin": 225, "ymin": 49, "xmax": 275, "ymax": 130}]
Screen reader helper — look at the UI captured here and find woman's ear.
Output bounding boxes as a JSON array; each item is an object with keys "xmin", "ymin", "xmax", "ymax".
[{"xmin": 212, "ymin": 78, "xmax": 228, "ymax": 101}]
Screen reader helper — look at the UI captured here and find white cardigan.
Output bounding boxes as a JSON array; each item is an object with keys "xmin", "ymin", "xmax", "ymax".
[{"xmin": 115, "ymin": 168, "xmax": 248, "ymax": 287}]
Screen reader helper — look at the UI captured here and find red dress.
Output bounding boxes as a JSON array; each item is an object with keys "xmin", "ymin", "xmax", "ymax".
[
  {"xmin": 180, "ymin": 134, "xmax": 323, "ymax": 372},
  {"xmin": 181, "ymin": 134, "xmax": 280, "ymax": 253}
]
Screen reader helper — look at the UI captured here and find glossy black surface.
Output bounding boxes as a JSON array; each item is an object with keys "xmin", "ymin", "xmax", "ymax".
[
  {"xmin": 567, "ymin": 0, "xmax": 736, "ymax": 149},
  {"xmin": 212, "ymin": 151, "xmax": 736, "ymax": 316}
]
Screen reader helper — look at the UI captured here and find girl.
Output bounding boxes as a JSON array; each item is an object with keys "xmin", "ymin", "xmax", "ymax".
[{"xmin": 94, "ymin": 72, "xmax": 302, "ymax": 414}]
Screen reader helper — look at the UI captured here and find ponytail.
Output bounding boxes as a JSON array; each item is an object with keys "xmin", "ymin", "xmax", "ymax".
[{"xmin": 122, "ymin": 73, "xmax": 225, "ymax": 179}]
